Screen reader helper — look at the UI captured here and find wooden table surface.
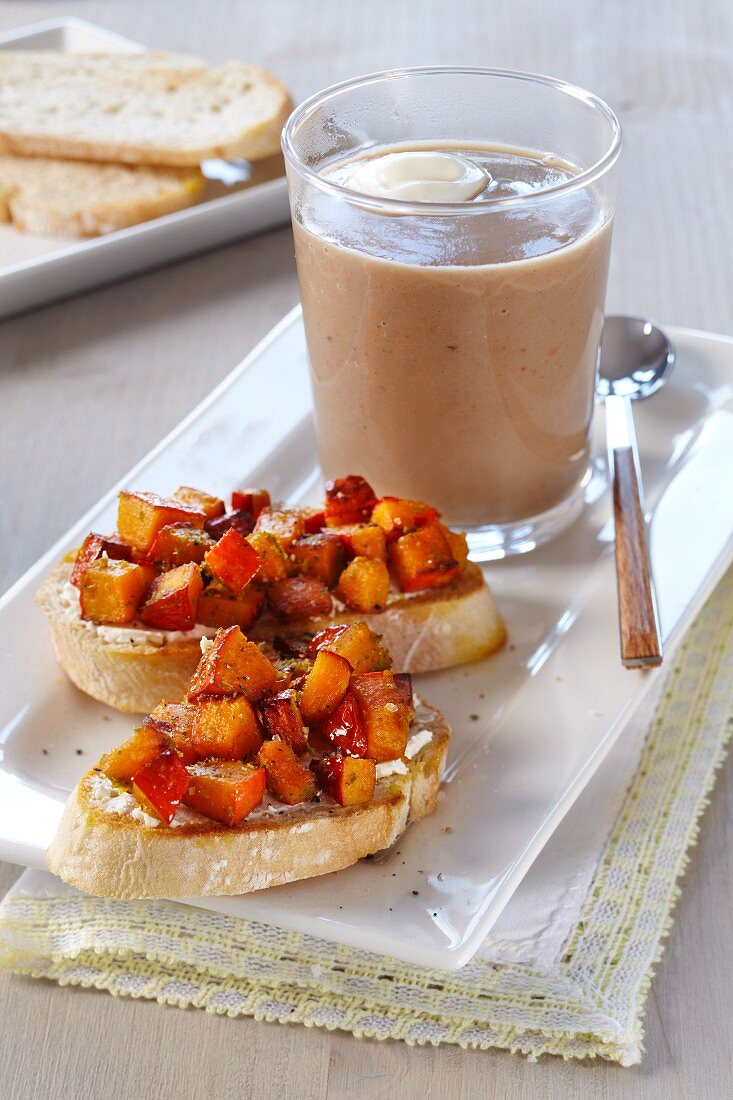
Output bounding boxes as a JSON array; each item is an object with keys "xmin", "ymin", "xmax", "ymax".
[{"xmin": 1, "ymin": 2, "xmax": 732, "ymax": 1096}]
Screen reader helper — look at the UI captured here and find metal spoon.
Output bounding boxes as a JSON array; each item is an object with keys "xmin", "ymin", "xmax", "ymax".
[{"xmin": 598, "ymin": 316, "xmax": 676, "ymax": 668}]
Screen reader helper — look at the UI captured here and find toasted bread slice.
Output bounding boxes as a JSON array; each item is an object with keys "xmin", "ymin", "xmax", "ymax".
[
  {"xmin": 46, "ymin": 705, "xmax": 449, "ymax": 899},
  {"xmin": 0, "ymin": 154, "xmax": 204, "ymax": 237},
  {"xmin": 37, "ymin": 561, "xmax": 505, "ymax": 713},
  {"xmin": 0, "ymin": 52, "xmax": 292, "ymax": 166}
]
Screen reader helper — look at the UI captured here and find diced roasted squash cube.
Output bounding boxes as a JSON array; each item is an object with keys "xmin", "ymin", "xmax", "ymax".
[
  {"xmin": 188, "ymin": 627, "xmax": 276, "ymax": 702},
  {"xmin": 336, "ymin": 556, "xmax": 390, "ymax": 612},
  {"xmin": 335, "ymin": 524, "xmax": 388, "ymax": 562},
  {"xmin": 147, "ymin": 523, "xmax": 214, "ymax": 566},
  {"xmin": 351, "ymin": 671, "xmax": 412, "ymax": 762},
  {"xmin": 70, "ymin": 532, "xmax": 132, "ymax": 587},
  {"xmin": 145, "ymin": 701, "xmax": 198, "ymax": 764},
  {"xmin": 195, "ymin": 585, "xmax": 265, "ymax": 630},
  {"xmin": 307, "ymin": 621, "xmax": 391, "ymax": 673},
  {"xmin": 203, "ymin": 528, "xmax": 261, "ymax": 594},
  {"xmin": 299, "ymin": 650, "xmax": 351, "ymax": 725},
  {"xmin": 324, "ymin": 475, "xmax": 378, "ymax": 526},
  {"xmin": 370, "ymin": 497, "xmax": 440, "ymax": 540},
  {"xmin": 231, "ymin": 488, "xmax": 270, "ymax": 520},
  {"xmin": 314, "ymin": 753, "xmax": 376, "ymax": 806},
  {"xmin": 260, "ymin": 689, "xmax": 308, "ymax": 754},
  {"xmin": 388, "ymin": 526, "xmax": 460, "ymax": 592},
  {"xmin": 79, "ymin": 558, "xmax": 147, "ymax": 624},
  {"xmin": 317, "ymin": 693, "xmax": 368, "ymax": 757},
  {"xmin": 253, "ymin": 507, "xmax": 305, "ymax": 549},
  {"xmin": 132, "ymin": 749, "xmax": 190, "ymax": 824},
  {"xmin": 117, "ymin": 490, "xmax": 205, "ymax": 553},
  {"xmin": 205, "ymin": 509, "xmax": 256, "ymax": 540},
  {"xmin": 257, "ymin": 739, "xmax": 316, "ymax": 805},
  {"xmin": 99, "ymin": 724, "xmax": 168, "ymax": 781},
  {"xmin": 139, "ymin": 562, "xmax": 203, "ymax": 631},
  {"xmin": 191, "ymin": 694, "xmax": 263, "ymax": 760},
  {"xmin": 172, "ymin": 486, "xmax": 225, "ymax": 521},
  {"xmin": 303, "ymin": 508, "xmax": 326, "ymax": 534},
  {"xmin": 437, "ymin": 523, "xmax": 469, "ymax": 567},
  {"xmin": 246, "ymin": 530, "xmax": 292, "ymax": 582},
  {"xmin": 184, "ymin": 760, "xmax": 266, "ymax": 825},
  {"xmin": 290, "ymin": 533, "xmax": 345, "ymax": 586},
  {"xmin": 267, "ymin": 576, "xmax": 333, "ymax": 622}
]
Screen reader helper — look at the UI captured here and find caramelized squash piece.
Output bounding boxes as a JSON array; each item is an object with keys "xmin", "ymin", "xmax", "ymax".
[
  {"xmin": 70, "ymin": 532, "xmax": 131, "ymax": 587},
  {"xmin": 231, "ymin": 488, "xmax": 270, "ymax": 520},
  {"xmin": 290, "ymin": 533, "xmax": 345, "ymax": 587},
  {"xmin": 145, "ymin": 701, "xmax": 198, "ymax": 764},
  {"xmin": 253, "ymin": 507, "xmax": 305, "ymax": 549},
  {"xmin": 147, "ymin": 523, "xmax": 214, "ymax": 566},
  {"xmin": 188, "ymin": 627, "xmax": 276, "ymax": 702},
  {"xmin": 314, "ymin": 753, "xmax": 376, "ymax": 806},
  {"xmin": 307, "ymin": 622, "xmax": 391, "ymax": 673},
  {"xmin": 205, "ymin": 509, "xmax": 256, "ymax": 540},
  {"xmin": 260, "ymin": 689, "xmax": 308, "ymax": 754},
  {"xmin": 303, "ymin": 508, "xmax": 326, "ymax": 534},
  {"xmin": 246, "ymin": 530, "xmax": 292, "ymax": 582},
  {"xmin": 351, "ymin": 670, "xmax": 412, "ymax": 762},
  {"xmin": 195, "ymin": 585, "xmax": 264, "ymax": 630},
  {"xmin": 299, "ymin": 650, "xmax": 351, "ymax": 725},
  {"xmin": 437, "ymin": 523, "xmax": 469, "ymax": 566},
  {"xmin": 172, "ymin": 486, "xmax": 225, "ymax": 521},
  {"xmin": 203, "ymin": 527, "xmax": 261, "ymax": 594},
  {"xmin": 324, "ymin": 475, "xmax": 377, "ymax": 526},
  {"xmin": 79, "ymin": 558, "xmax": 147, "ymax": 624},
  {"xmin": 191, "ymin": 694, "xmax": 263, "ymax": 760},
  {"xmin": 388, "ymin": 526, "xmax": 460, "ymax": 592},
  {"xmin": 184, "ymin": 761, "xmax": 266, "ymax": 825},
  {"xmin": 370, "ymin": 497, "xmax": 439, "ymax": 540},
  {"xmin": 257, "ymin": 740, "xmax": 315, "ymax": 805},
  {"xmin": 336, "ymin": 556, "xmax": 390, "ymax": 612},
  {"xmin": 317, "ymin": 693, "xmax": 368, "ymax": 757},
  {"xmin": 117, "ymin": 490, "xmax": 205, "ymax": 553},
  {"xmin": 99, "ymin": 724, "xmax": 168, "ymax": 781},
  {"xmin": 139, "ymin": 562, "xmax": 203, "ymax": 631},
  {"xmin": 335, "ymin": 524, "xmax": 387, "ymax": 562},
  {"xmin": 267, "ymin": 575, "xmax": 333, "ymax": 622},
  {"xmin": 132, "ymin": 749, "xmax": 189, "ymax": 824}
]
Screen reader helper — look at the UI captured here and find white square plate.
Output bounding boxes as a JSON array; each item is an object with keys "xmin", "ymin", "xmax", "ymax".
[
  {"xmin": 0, "ymin": 17, "xmax": 290, "ymax": 320},
  {"xmin": 1, "ymin": 309, "xmax": 732, "ymax": 969}
]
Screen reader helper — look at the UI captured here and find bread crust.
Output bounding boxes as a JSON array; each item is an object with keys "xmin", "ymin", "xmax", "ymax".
[
  {"xmin": 37, "ymin": 561, "xmax": 506, "ymax": 713},
  {"xmin": 46, "ymin": 707, "xmax": 450, "ymax": 899}
]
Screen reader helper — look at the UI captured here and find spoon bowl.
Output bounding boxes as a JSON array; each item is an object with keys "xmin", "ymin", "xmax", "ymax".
[{"xmin": 598, "ymin": 315, "xmax": 676, "ymax": 400}]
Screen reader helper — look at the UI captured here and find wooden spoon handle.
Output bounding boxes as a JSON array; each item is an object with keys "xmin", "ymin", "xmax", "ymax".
[{"xmin": 613, "ymin": 446, "xmax": 663, "ymax": 667}]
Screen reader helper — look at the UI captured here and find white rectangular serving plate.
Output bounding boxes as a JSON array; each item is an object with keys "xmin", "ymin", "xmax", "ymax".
[
  {"xmin": 1, "ymin": 310, "xmax": 732, "ymax": 970},
  {"xmin": 0, "ymin": 17, "xmax": 290, "ymax": 320}
]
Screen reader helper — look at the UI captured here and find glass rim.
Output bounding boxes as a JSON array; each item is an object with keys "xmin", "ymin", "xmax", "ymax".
[{"xmin": 281, "ymin": 65, "xmax": 622, "ymax": 216}]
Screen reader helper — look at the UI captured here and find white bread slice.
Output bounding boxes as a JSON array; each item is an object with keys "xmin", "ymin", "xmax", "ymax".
[
  {"xmin": 0, "ymin": 154, "xmax": 204, "ymax": 237},
  {"xmin": 37, "ymin": 561, "xmax": 506, "ymax": 713},
  {"xmin": 46, "ymin": 706, "xmax": 450, "ymax": 899},
  {"xmin": 0, "ymin": 52, "xmax": 292, "ymax": 166}
]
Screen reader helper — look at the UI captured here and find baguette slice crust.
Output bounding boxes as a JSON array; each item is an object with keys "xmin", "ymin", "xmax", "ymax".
[
  {"xmin": 0, "ymin": 154, "xmax": 204, "ymax": 237},
  {"xmin": 46, "ymin": 706, "xmax": 450, "ymax": 899},
  {"xmin": 0, "ymin": 52, "xmax": 293, "ymax": 166},
  {"xmin": 37, "ymin": 560, "xmax": 506, "ymax": 713}
]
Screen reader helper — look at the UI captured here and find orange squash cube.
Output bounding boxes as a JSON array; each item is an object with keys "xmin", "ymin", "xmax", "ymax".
[
  {"xmin": 314, "ymin": 753, "xmax": 376, "ymax": 806},
  {"xmin": 324, "ymin": 475, "xmax": 378, "ymax": 526},
  {"xmin": 99, "ymin": 724, "xmax": 168, "ymax": 781},
  {"xmin": 253, "ymin": 507, "xmax": 305, "ymax": 549},
  {"xmin": 336, "ymin": 556, "xmax": 390, "ymax": 612},
  {"xmin": 290, "ymin": 533, "xmax": 345, "ymax": 586},
  {"xmin": 335, "ymin": 524, "xmax": 388, "ymax": 562},
  {"xmin": 132, "ymin": 749, "xmax": 190, "ymax": 824},
  {"xmin": 191, "ymin": 694, "xmax": 263, "ymax": 760},
  {"xmin": 147, "ymin": 523, "xmax": 214, "ymax": 566},
  {"xmin": 205, "ymin": 509, "xmax": 256, "ymax": 540},
  {"xmin": 70, "ymin": 532, "xmax": 132, "ymax": 587},
  {"xmin": 257, "ymin": 740, "xmax": 316, "ymax": 804},
  {"xmin": 299, "ymin": 649, "xmax": 351, "ymax": 725},
  {"xmin": 388, "ymin": 526, "xmax": 460, "ymax": 592},
  {"xmin": 203, "ymin": 527, "xmax": 262, "ymax": 594},
  {"xmin": 260, "ymin": 689, "xmax": 307, "ymax": 755},
  {"xmin": 145, "ymin": 701, "xmax": 198, "ymax": 764},
  {"xmin": 267, "ymin": 576, "xmax": 333, "ymax": 622},
  {"xmin": 117, "ymin": 490, "xmax": 206, "ymax": 553},
  {"xmin": 172, "ymin": 486, "xmax": 225, "ymax": 521},
  {"xmin": 139, "ymin": 562, "xmax": 203, "ymax": 631},
  {"xmin": 79, "ymin": 558, "xmax": 147, "ymax": 624},
  {"xmin": 195, "ymin": 585, "xmax": 265, "ymax": 630},
  {"xmin": 351, "ymin": 671, "xmax": 412, "ymax": 762},
  {"xmin": 307, "ymin": 621, "xmax": 391, "ymax": 673},
  {"xmin": 231, "ymin": 488, "xmax": 270, "ymax": 520},
  {"xmin": 188, "ymin": 627, "xmax": 276, "ymax": 702},
  {"xmin": 184, "ymin": 761, "xmax": 266, "ymax": 825},
  {"xmin": 371, "ymin": 497, "xmax": 440, "ymax": 540},
  {"xmin": 437, "ymin": 523, "xmax": 469, "ymax": 567},
  {"xmin": 246, "ymin": 530, "xmax": 292, "ymax": 582}
]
